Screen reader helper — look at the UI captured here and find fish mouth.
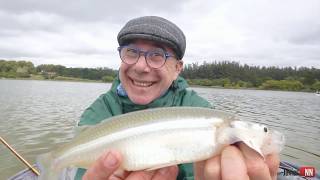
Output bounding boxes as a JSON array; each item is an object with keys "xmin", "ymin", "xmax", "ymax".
[
  {"xmin": 272, "ymin": 130, "xmax": 285, "ymax": 147},
  {"xmin": 262, "ymin": 130, "xmax": 285, "ymax": 155}
]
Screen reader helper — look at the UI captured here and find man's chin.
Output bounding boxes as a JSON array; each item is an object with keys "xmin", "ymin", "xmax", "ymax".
[{"xmin": 128, "ymin": 95, "xmax": 155, "ymax": 105}]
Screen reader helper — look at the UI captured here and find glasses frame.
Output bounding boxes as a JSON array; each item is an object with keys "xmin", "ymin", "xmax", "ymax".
[{"xmin": 117, "ymin": 45, "xmax": 176, "ymax": 69}]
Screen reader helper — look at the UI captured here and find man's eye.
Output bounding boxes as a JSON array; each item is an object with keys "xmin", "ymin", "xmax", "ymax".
[
  {"xmin": 149, "ymin": 49, "xmax": 165, "ymax": 57},
  {"xmin": 127, "ymin": 48, "xmax": 138, "ymax": 54},
  {"xmin": 150, "ymin": 52, "xmax": 163, "ymax": 57},
  {"xmin": 125, "ymin": 48, "xmax": 139, "ymax": 58}
]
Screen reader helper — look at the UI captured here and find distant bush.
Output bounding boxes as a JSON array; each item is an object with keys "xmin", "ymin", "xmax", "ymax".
[
  {"xmin": 187, "ymin": 79, "xmax": 224, "ymax": 86},
  {"xmin": 16, "ymin": 67, "xmax": 31, "ymax": 78},
  {"xmin": 102, "ymin": 75, "xmax": 114, "ymax": 82},
  {"xmin": 187, "ymin": 78, "xmax": 254, "ymax": 88},
  {"xmin": 30, "ymin": 74, "xmax": 45, "ymax": 80},
  {"xmin": 311, "ymin": 80, "xmax": 320, "ymax": 90},
  {"xmin": 0, "ymin": 60, "xmax": 36, "ymax": 78},
  {"xmin": 236, "ymin": 80, "xmax": 253, "ymax": 88},
  {"xmin": 260, "ymin": 80, "xmax": 304, "ymax": 91},
  {"xmin": 54, "ymin": 76, "xmax": 92, "ymax": 81}
]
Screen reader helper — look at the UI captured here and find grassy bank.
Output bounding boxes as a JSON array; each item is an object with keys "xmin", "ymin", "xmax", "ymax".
[
  {"xmin": 2, "ymin": 75, "xmax": 104, "ymax": 83},
  {"xmin": 186, "ymin": 78, "xmax": 319, "ymax": 92}
]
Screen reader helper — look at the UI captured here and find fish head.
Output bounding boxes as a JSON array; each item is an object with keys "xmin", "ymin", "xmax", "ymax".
[
  {"xmin": 226, "ymin": 121, "xmax": 285, "ymax": 157},
  {"xmin": 261, "ymin": 128, "xmax": 285, "ymax": 155}
]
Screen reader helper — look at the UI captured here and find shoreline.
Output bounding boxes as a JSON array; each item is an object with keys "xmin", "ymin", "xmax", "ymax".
[
  {"xmin": 1, "ymin": 76, "xmax": 105, "ymax": 83},
  {"xmin": 1, "ymin": 77, "xmax": 316, "ymax": 93},
  {"xmin": 188, "ymin": 84, "xmax": 315, "ymax": 93}
]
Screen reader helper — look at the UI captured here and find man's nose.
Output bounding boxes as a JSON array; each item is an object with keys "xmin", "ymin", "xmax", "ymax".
[{"xmin": 133, "ymin": 54, "xmax": 151, "ymax": 72}]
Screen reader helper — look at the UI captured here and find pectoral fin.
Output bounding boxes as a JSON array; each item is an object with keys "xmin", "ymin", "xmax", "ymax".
[
  {"xmin": 145, "ymin": 161, "xmax": 178, "ymax": 171},
  {"xmin": 218, "ymin": 127, "xmax": 265, "ymax": 158}
]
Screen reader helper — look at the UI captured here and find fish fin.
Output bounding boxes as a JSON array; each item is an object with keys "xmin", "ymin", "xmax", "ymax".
[
  {"xmin": 240, "ymin": 138, "xmax": 265, "ymax": 158},
  {"xmin": 218, "ymin": 127, "xmax": 265, "ymax": 158},
  {"xmin": 74, "ymin": 125, "xmax": 91, "ymax": 135},
  {"xmin": 37, "ymin": 152, "xmax": 61, "ymax": 180}
]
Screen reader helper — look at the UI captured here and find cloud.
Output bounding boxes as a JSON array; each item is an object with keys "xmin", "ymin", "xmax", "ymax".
[
  {"xmin": 182, "ymin": 0, "xmax": 320, "ymax": 67},
  {"xmin": 0, "ymin": 0, "xmax": 319, "ymax": 69},
  {"xmin": 0, "ymin": 0, "xmax": 188, "ymax": 22}
]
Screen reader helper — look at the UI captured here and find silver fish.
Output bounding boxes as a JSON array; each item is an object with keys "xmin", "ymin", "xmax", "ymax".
[{"xmin": 37, "ymin": 107, "xmax": 285, "ymax": 179}]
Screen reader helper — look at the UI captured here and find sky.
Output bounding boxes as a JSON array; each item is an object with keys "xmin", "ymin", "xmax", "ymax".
[{"xmin": 0, "ymin": 0, "xmax": 319, "ymax": 69}]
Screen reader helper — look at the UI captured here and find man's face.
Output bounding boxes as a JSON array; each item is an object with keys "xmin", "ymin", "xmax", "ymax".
[{"xmin": 119, "ymin": 39, "xmax": 183, "ymax": 105}]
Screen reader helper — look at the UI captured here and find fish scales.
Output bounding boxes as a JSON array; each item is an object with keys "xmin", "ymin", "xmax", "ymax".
[
  {"xmin": 52, "ymin": 107, "xmax": 228, "ymax": 154},
  {"xmin": 54, "ymin": 109, "xmax": 228, "ymax": 167}
]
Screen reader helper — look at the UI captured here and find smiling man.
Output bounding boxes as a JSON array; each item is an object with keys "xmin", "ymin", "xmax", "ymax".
[
  {"xmin": 117, "ymin": 39, "xmax": 183, "ymax": 105},
  {"xmin": 75, "ymin": 16, "xmax": 280, "ymax": 180}
]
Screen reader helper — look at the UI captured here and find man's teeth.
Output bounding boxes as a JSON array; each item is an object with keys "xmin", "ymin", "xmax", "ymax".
[{"xmin": 133, "ymin": 81, "xmax": 153, "ymax": 87}]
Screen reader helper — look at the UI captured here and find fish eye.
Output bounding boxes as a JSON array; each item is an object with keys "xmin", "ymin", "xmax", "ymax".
[{"xmin": 264, "ymin": 127, "xmax": 268, "ymax": 133}]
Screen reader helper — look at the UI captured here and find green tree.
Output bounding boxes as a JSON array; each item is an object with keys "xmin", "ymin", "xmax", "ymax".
[
  {"xmin": 102, "ymin": 75, "xmax": 114, "ymax": 82},
  {"xmin": 311, "ymin": 81, "xmax": 320, "ymax": 90},
  {"xmin": 260, "ymin": 80, "xmax": 304, "ymax": 91},
  {"xmin": 16, "ymin": 66, "xmax": 30, "ymax": 78}
]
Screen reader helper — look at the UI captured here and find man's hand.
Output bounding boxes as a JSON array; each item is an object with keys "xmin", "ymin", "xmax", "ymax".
[
  {"xmin": 82, "ymin": 150, "xmax": 178, "ymax": 180},
  {"xmin": 194, "ymin": 143, "xmax": 280, "ymax": 180}
]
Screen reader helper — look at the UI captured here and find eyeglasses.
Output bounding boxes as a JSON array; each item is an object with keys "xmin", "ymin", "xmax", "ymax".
[{"xmin": 117, "ymin": 46, "xmax": 176, "ymax": 69}]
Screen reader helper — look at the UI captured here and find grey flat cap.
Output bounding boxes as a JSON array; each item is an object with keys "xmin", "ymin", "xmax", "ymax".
[{"xmin": 117, "ymin": 16, "xmax": 186, "ymax": 59}]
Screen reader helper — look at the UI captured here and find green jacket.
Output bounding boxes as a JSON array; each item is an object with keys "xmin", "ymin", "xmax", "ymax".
[{"xmin": 75, "ymin": 76, "xmax": 212, "ymax": 180}]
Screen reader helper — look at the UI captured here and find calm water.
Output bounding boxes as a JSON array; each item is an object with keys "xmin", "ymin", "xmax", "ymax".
[{"xmin": 0, "ymin": 79, "xmax": 319, "ymax": 179}]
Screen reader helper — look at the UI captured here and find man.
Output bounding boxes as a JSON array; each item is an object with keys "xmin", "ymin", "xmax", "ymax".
[{"xmin": 75, "ymin": 16, "xmax": 279, "ymax": 180}]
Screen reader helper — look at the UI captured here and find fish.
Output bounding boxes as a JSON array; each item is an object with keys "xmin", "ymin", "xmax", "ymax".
[{"xmin": 37, "ymin": 107, "xmax": 285, "ymax": 179}]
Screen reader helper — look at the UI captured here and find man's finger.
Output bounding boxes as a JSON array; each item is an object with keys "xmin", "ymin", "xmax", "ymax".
[
  {"xmin": 194, "ymin": 160, "xmax": 205, "ymax": 180},
  {"xmin": 125, "ymin": 170, "xmax": 156, "ymax": 179},
  {"xmin": 221, "ymin": 145, "xmax": 249, "ymax": 180},
  {"xmin": 83, "ymin": 150, "xmax": 122, "ymax": 180},
  {"xmin": 265, "ymin": 154, "xmax": 280, "ymax": 180},
  {"xmin": 109, "ymin": 168, "xmax": 130, "ymax": 180},
  {"xmin": 152, "ymin": 165, "xmax": 179, "ymax": 180},
  {"xmin": 238, "ymin": 143, "xmax": 271, "ymax": 180},
  {"xmin": 203, "ymin": 155, "xmax": 221, "ymax": 180},
  {"xmin": 126, "ymin": 166, "xmax": 178, "ymax": 180}
]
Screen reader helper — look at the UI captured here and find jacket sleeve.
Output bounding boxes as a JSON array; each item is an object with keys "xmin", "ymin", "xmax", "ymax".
[
  {"xmin": 78, "ymin": 91, "xmax": 122, "ymax": 126},
  {"xmin": 74, "ymin": 91, "xmax": 122, "ymax": 179},
  {"xmin": 181, "ymin": 89, "xmax": 213, "ymax": 108}
]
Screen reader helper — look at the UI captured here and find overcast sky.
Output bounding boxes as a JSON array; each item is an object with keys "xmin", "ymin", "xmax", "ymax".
[{"xmin": 0, "ymin": 0, "xmax": 319, "ymax": 69}]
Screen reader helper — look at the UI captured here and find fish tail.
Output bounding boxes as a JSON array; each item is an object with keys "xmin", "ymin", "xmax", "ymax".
[{"xmin": 37, "ymin": 152, "xmax": 60, "ymax": 180}]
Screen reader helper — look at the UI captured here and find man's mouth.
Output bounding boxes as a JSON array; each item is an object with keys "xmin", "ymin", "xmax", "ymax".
[{"xmin": 132, "ymin": 80, "xmax": 154, "ymax": 87}]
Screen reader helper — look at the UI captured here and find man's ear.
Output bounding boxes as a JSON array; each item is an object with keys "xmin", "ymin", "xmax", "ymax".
[{"xmin": 176, "ymin": 60, "xmax": 183, "ymax": 73}]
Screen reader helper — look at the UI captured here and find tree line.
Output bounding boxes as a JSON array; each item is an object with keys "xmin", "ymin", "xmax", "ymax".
[
  {"xmin": 1, "ymin": 60, "xmax": 319, "ymax": 91},
  {"xmin": 180, "ymin": 61, "xmax": 320, "ymax": 91},
  {"xmin": 0, "ymin": 60, "xmax": 117, "ymax": 82}
]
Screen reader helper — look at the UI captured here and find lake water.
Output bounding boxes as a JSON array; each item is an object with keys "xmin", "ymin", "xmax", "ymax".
[{"xmin": 0, "ymin": 79, "xmax": 319, "ymax": 179}]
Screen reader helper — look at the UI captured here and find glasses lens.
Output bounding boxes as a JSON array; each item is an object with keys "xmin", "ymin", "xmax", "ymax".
[
  {"xmin": 120, "ymin": 47, "xmax": 139, "ymax": 64},
  {"xmin": 147, "ymin": 49, "xmax": 166, "ymax": 68}
]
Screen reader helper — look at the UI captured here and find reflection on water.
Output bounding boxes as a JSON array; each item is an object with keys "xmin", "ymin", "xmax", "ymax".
[{"xmin": 0, "ymin": 80, "xmax": 319, "ymax": 179}]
